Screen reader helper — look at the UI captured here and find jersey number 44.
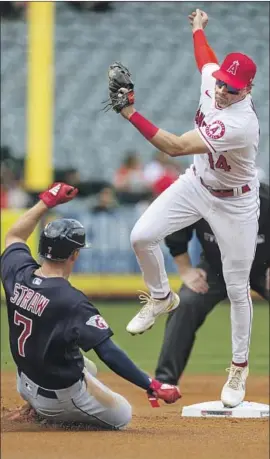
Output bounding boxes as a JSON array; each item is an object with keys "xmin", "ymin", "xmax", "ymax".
[{"xmin": 208, "ymin": 153, "xmax": 231, "ymax": 172}]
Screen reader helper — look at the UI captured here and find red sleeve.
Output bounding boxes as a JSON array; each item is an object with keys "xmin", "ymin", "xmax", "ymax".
[{"xmin": 193, "ymin": 29, "xmax": 219, "ymax": 73}]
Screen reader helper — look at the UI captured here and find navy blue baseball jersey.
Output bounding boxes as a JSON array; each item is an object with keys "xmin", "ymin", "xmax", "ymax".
[{"xmin": 1, "ymin": 243, "xmax": 113, "ymax": 389}]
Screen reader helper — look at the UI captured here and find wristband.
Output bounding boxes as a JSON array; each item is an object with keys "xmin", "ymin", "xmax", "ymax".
[
  {"xmin": 129, "ymin": 112, "xmax": 159, "ymax": 140},
  {"xmin": 193, "ymin": 29, "xmax": 218, "ymax": 72}
]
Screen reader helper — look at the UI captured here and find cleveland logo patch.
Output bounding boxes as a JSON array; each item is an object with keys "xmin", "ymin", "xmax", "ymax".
[{"xmin": 86, "ymin": 315, "xmax": 109, "ymax": 329}]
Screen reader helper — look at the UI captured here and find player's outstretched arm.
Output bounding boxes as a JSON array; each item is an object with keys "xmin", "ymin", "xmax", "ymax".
[
  {"xmin": 106, "ymin": 62, "xmax": 210, "ymax": 156},
  {"xmin": 5, "ymin": 182, "xmax": 78, "ymax": 249},
  {"xmin": 189, "ymin": 9, "xmax": 218, "ymax": 72},
  {"xmin": 122, "ymin": 107, "xmax": 210, "ymax": 156},
  {"xmin": 94, "ymin": 338, "xmax": 181, "ymax": 406}
]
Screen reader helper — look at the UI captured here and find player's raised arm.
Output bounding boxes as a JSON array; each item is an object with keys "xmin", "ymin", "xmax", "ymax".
[
  {"xmin": 104, "ymin": 63, "xmax": 210, "ymax": 157},
  {"xmin": 189, "ymin": 9, "xmax": 219, "ymax": 72},
  {"xmin": 5, "ymin": 183, "xmax": 78, "ymax": 249}
]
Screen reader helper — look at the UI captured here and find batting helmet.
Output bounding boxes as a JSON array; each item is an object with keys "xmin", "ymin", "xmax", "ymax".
[{"xmin": 39, "ymin": 218, "xmax": 88, "ymax": 261}]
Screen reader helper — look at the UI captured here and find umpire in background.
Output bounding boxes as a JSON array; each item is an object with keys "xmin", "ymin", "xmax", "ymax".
[{"xmin": 155, "ymin": 182, "xmax": 269, "ymax": 385}]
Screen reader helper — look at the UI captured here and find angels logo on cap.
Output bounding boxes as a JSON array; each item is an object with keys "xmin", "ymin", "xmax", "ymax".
[
  {"xmin": 212, "ymin": 52, "xmax": 256, "ymax": 90},
  {"xmin": 226, "ymin": 60, "xmax": 240, "ymax": 76}
]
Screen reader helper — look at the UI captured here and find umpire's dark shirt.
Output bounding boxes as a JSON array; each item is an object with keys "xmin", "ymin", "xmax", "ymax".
[{"xmin": 165, "ymin": 183, "xmax": 270, "ymax": 276}]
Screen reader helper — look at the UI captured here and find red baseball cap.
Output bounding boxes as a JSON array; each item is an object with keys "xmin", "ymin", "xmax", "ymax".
[{"xmin": 212, "ymin": 52, "xmax": 256, "ymax": 90}]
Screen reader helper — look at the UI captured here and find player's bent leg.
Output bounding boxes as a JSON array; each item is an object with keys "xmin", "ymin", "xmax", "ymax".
[
  {"xmin": 70, "ymin": 377, "xmax": 132, "ymax": 429},
  {"xmin": 17, "ymin": 372, "xmax": 132, "ymax": 429},
  {"xmin": 130, "ymin": 174, "xmax": 201, "ymax": 298},
  {"xmin": 127, "ymin": 173, "xmax": 202, "ymax": 335}
]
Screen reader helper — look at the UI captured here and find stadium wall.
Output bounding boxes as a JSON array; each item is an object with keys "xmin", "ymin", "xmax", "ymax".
[{"xmin": 1, "ymin": 209, "xmax": 262, "ymax": 301}]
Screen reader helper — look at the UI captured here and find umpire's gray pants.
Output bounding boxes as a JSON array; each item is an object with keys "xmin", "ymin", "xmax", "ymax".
[{"xmin": 17, "ymin": 371, "xmax": 132, "ymax": 429}]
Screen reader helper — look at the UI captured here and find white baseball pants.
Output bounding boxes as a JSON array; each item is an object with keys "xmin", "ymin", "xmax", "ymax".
[{"xmin": 130, "ymin": 167, "xmax": 260, "ymax": 364}]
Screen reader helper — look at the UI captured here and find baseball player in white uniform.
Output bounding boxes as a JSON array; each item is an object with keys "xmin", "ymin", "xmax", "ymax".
[{"xmin": 106, "ymin": 9, "xmax": 260, "ymax": 408}]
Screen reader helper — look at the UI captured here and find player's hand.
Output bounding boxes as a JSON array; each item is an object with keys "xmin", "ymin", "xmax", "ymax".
[
  {"xmin": 188, "ymin": 9, "xmax": 208, "ymax": 32},
  {"xmin": 120, "ymin": 103, "xmax": 136, "ymax": 120},
  {"xmin": 181, "ymin": 267, "xmax": 209, "ymax": 294},
  {"xmin": 39, "ymin": 182, "xmax": 78, "ymax": 208},
  {"xmin": 265, "ymin": 267, "xmax": 270, "ymax": 292},
  {"xmin": 147, "ymin": 379, "xmax": 181, "ymax": 407}
]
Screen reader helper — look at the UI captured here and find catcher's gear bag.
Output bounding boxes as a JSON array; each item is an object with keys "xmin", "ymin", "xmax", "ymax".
[
  {"xmin": 103, "ymin": 62, "xmax": 135, "ymax": 113},
  {"xmin": 39, "ymin": 218, "xmax": 88, "ymax": 261}
]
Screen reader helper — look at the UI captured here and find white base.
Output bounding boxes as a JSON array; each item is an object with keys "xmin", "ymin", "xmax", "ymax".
[{"xmin": 182, "ymin": 401, "xmax": 269, "ymax": 418}]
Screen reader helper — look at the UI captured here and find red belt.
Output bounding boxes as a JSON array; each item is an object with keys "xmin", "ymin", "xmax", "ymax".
[
  {"xmin": 200, "ymin": 177, "xmax": 250, "ymax": 197},
  {"xmin": 193, "ymin": 166, "xmax": 251, "ymax": 197}
]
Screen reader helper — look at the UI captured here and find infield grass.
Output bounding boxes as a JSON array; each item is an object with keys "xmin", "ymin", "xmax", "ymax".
[{"xmin": 1, "ymin": 302, "xmax": 269, "ymax": 375}]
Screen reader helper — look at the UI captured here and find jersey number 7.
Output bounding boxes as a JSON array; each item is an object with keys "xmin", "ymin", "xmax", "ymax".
[{"xmin": 14, "ymin": 311, "xmax": 33, "ymax": 357}]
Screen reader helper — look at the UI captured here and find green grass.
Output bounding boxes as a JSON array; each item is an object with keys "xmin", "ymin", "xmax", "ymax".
[{"xmin": 1, "ymin": 302, "xmax": 269, "ymax": 375}]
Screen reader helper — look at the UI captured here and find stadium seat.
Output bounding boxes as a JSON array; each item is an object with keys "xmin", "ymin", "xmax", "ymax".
[{"xmin": 1, "ymin": 2, "xmax": 269, "ymax": 180}]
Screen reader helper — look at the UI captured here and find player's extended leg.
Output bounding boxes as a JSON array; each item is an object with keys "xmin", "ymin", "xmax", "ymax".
[
  {"xmin": 209, "ymin": 188, "xmax": 260, "ymax": 408},
  {"xmin": 127, "ymin": 170, "xmax": 205, "ymax": 334},
  {"xmin": 155, "ymin": 261, "xmax": 227, "ymax": 385},
  {"xmin": 17, "ymin": 371, "xmax": 132, "ymax": 429}
]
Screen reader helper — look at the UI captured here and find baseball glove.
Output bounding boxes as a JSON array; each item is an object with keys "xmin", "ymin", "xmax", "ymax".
[{"xmin": 103, "ymin": 62, "xmax": 135, "ymax": 113}]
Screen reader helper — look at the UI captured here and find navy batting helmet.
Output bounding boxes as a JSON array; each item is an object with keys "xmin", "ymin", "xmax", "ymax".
[{"xmin": 39, "ymin": 218, "xmax": 88, "ymax": 261}]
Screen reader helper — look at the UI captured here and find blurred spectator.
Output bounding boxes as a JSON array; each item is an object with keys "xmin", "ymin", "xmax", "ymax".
[
  {"xmin": 114, "ymin": 152, "xmax": 152, "ymax": 205},
  {"xmin": 0, "ymin": 159, "xmax": 30, "ymax": 209},
  {"xmin": 92, "ymin": 186, "xmax": 118, "ymax": 214},
  {"xmin": 152, "ymin": 163, "xmax": 180, "ymax": 196},
  {"xmin": 54, "ymin": 168, "xmax": 111, "ymax": 197},
  {"xmin": 144, "ymin": 151, "xmax": 182, "ymax": 196},
  {"xmin": 144, "ymin": 151, "xmax": 170, "ymax": 185},
  {"xmin": 67, "ymin": 2, "xmax": 113, "ymax": 13},
  {"xmin": 61, "ymin": 168, "xmax": 81, "ymax": 186},
  {"xmin": 0, "ymin": 184, "xmax": 8, "ymax": 209},
  {"xmin": 0, "ymin": 2, "xmax": 26, "ymax": 20},
  {"xmin": 114, "ymin": 152, "xmax": 149, "ymax": 193},
  {"xmin": 7, "ymin": 178, "xmax": 30, "ymax": 209},
  {"xmin": 1, "ymin": 146, "xmax": 32, "ymax": 209}
]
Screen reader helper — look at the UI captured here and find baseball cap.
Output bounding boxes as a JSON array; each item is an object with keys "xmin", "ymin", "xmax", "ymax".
[{"xmin": 212, "ymin": 52, "xmax": 256, "ymax": 90}]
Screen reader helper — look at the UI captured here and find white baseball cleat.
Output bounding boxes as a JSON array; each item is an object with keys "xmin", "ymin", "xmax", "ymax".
[
  {"xmin": 83, "ymin": 356, "xmax": 98, "ymax": 377},
  {"xmin": 221, "ymin": 364, "xmax": 249, "ymax": 408},
  {"xmin": 126, "ymin": 291, "xmax": 180, "ymax": 335}
]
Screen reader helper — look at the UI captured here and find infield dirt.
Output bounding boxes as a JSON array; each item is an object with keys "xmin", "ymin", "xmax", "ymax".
[{"xmin": 1, "ymin": 372, "xmax": 269, "ymax": 459}]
